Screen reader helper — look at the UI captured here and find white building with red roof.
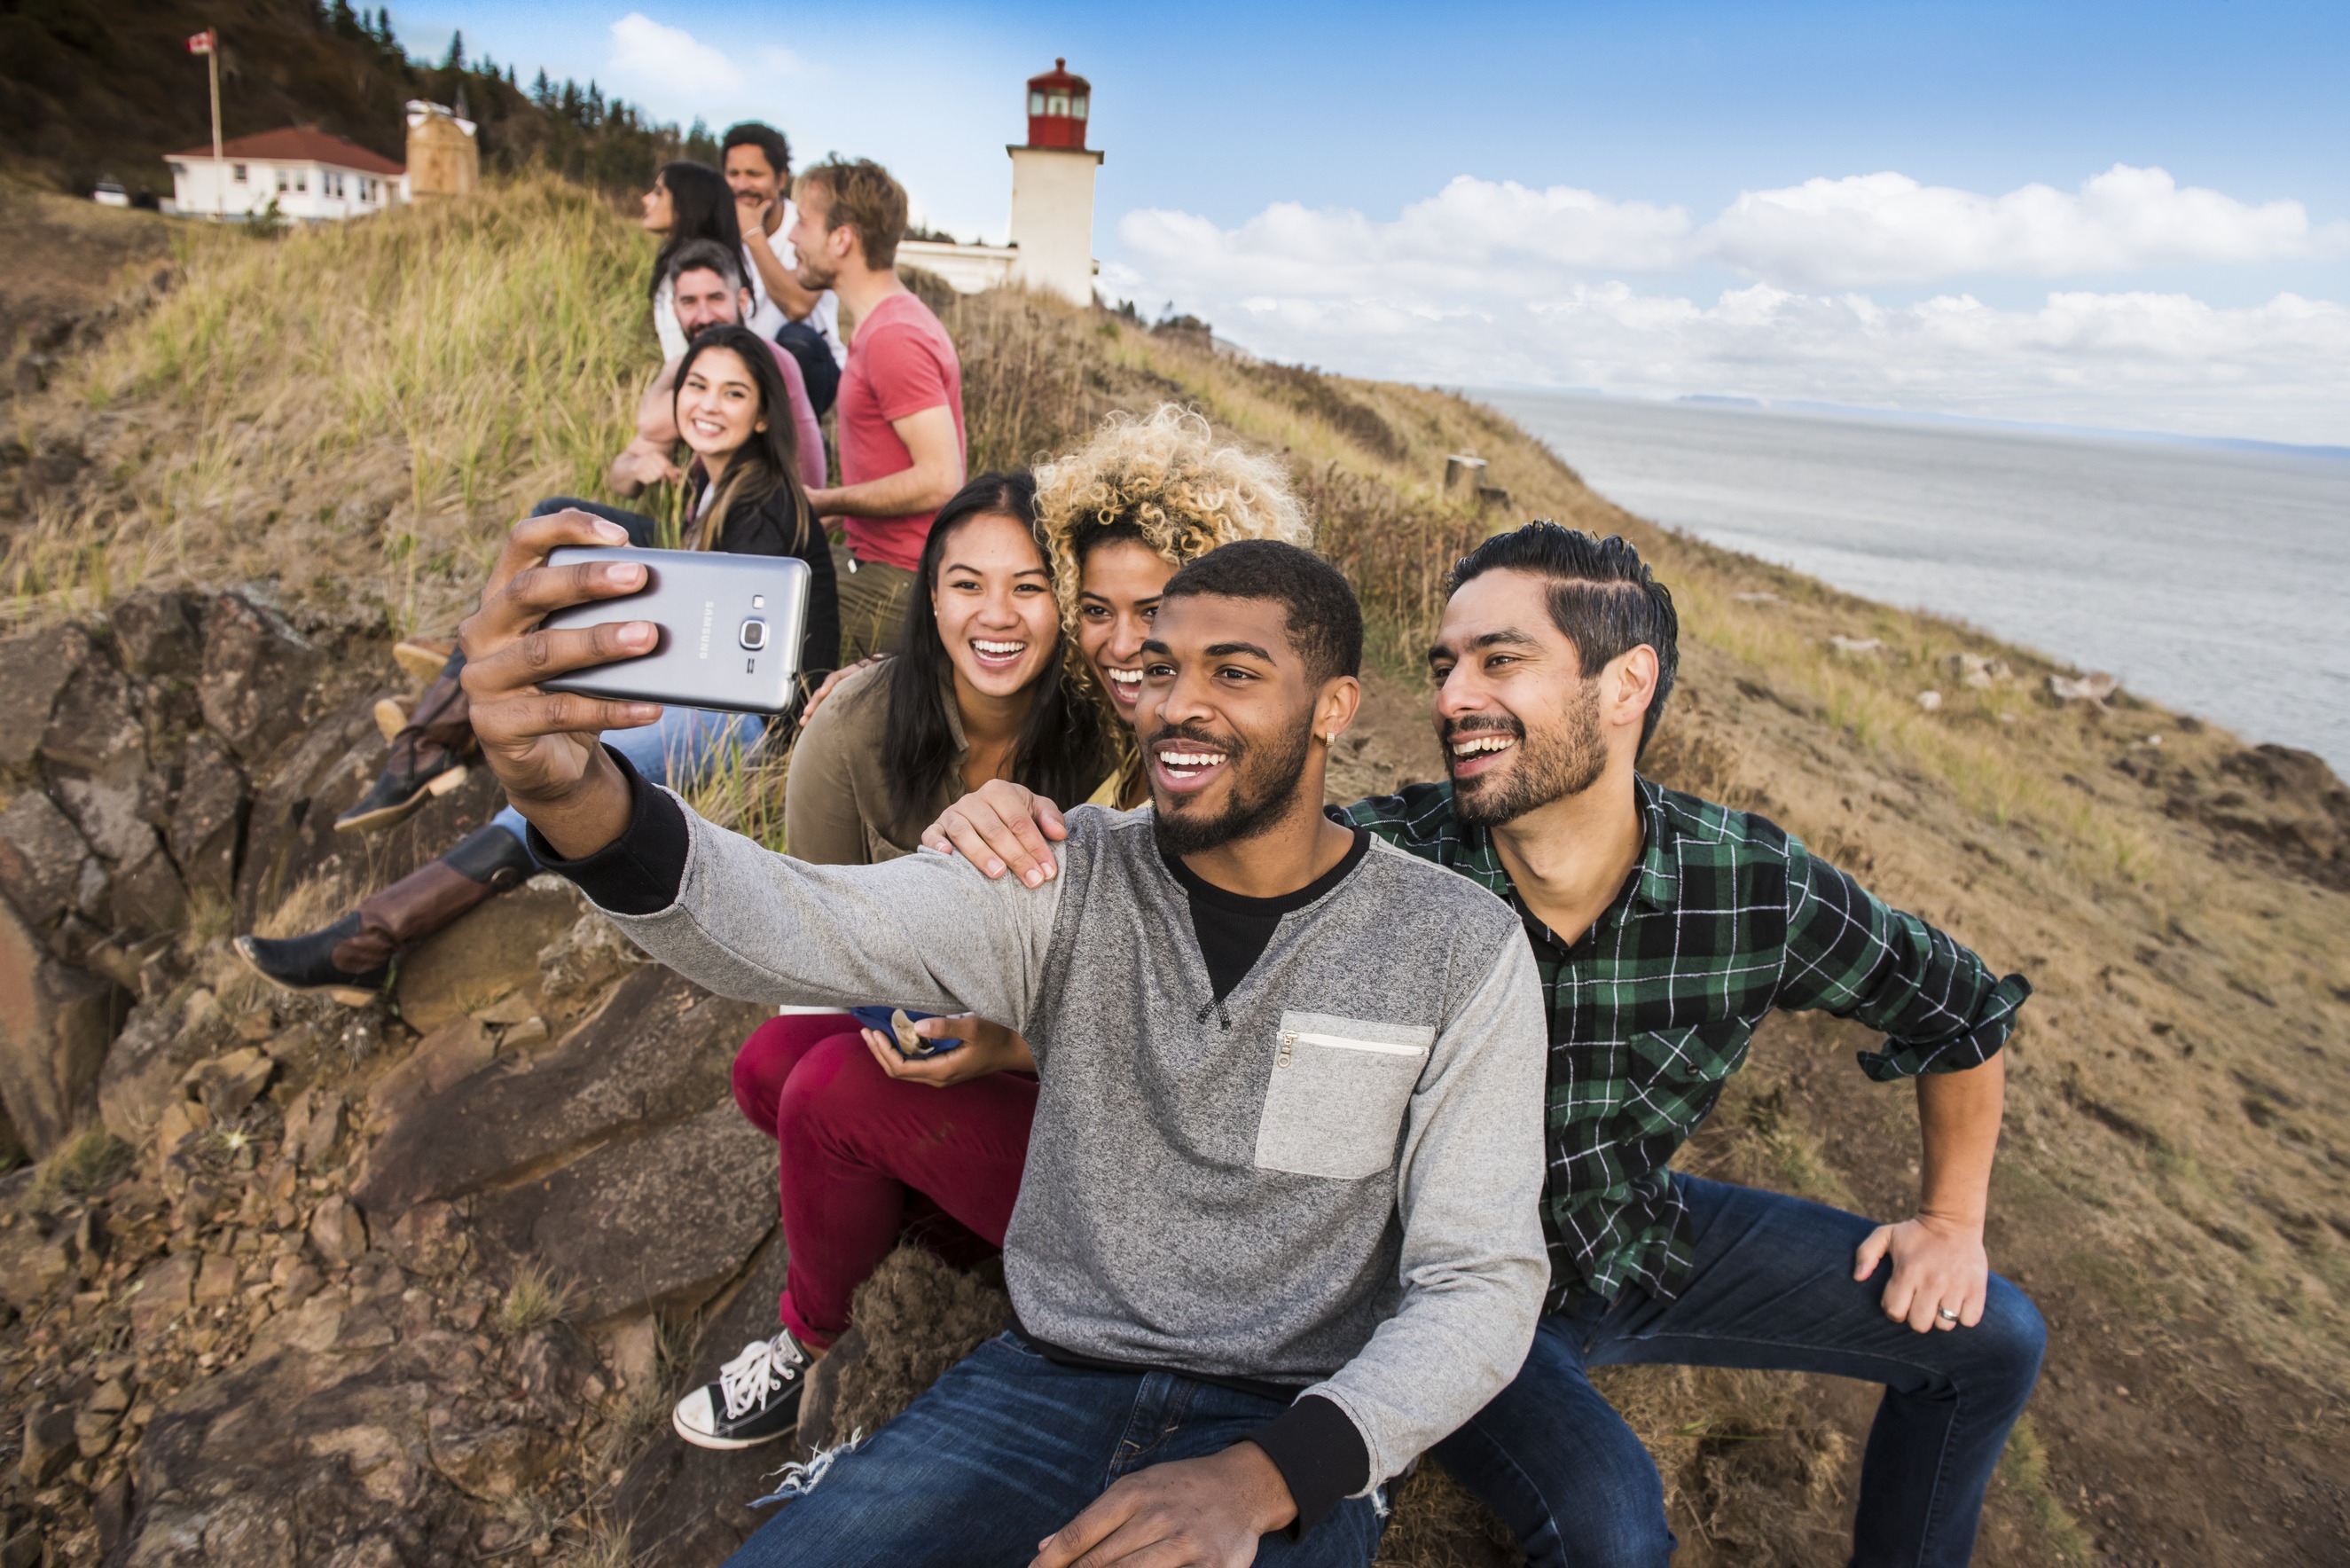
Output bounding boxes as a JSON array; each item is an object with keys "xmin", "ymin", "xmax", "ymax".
[{"xmin": 166, "ymin": 127, "xmax": 407, "ymax": 222}]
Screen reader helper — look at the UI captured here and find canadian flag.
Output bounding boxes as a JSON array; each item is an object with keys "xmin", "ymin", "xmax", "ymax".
[{"xmin": 187, "ymin": 29, "xmax": 215, "ymax": 54}]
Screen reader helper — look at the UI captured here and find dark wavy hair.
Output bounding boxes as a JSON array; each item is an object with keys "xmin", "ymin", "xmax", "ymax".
[
  {"xmin": 883, "ymin": 474, "xmax": 1108, "ymax": 822},
  {"xmin": 1448, "ymin": 521, "xmax": 1680, "ymax": 753},
  {"xmin": 648, "ymin": 161, "xmax": 741, "ymax": 301},
  {"xmin": 675, "ymin": 325, "xmax": 809, "ymax": 553}
]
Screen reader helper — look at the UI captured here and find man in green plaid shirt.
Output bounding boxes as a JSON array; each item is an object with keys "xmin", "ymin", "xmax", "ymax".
[{"xmin": 928, "ymin": 523, "xmax": 2043, "ymax": 1568}]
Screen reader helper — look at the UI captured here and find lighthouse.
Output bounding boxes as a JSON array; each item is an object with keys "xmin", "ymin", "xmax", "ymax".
[{"xmin": 1007, "ymin": 59, "xmax": 1102, "ymax": 305}]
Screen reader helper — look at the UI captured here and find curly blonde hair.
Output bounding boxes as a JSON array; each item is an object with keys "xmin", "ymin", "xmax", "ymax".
[
  {"xmin": 1031, "ymin": 406, "xmax": 1313, "ymax": 801},
  {"xmin": 1034, "ymin": 405, "xmax": 1312, "ymax": 630}
]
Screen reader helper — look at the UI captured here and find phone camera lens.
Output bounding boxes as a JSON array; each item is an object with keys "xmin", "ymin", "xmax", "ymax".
[{"xmin": 738, "ymin": 619, "xmax": 769, "ymax": 651}]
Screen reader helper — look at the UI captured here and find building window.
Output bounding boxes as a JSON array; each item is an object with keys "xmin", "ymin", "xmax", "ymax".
[
  {"xmin": 1030, "ymin": 90, "xmax": 1045, "ymax": 114},
  {"xmin": 1071, "ymin": 95, "xmax": 1088, "ymax": 120},
  {"xmin": 232, "ymin": 163, "xmax": 247, "ymax": 182},
  {"xmin": 294, "ymin": 170, "xmax": 308, "ymax": 192},
  {"xmin": 277, "ymin": 170, "xmax": 289, "ymax": 192},
  {"xmin": 1046, "ymin": 91, "xmax": 1069, "ymax": 115}
]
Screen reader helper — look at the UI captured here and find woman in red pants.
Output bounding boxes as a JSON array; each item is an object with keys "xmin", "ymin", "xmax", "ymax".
[{"xmin": 675, "ymin": 411, "xmax": 1311, "ymax": 1451}]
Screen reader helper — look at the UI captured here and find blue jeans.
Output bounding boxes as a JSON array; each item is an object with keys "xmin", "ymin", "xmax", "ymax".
[
  {"xmin": 724, "ymin": 1333, "xmax": 1384, "ymax": 1568},
  {"xmin": 1434, "ymin": 1175, "xmax": 2045, "ymax": 1568}
]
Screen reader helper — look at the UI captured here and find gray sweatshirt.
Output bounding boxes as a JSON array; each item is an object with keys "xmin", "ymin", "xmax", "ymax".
[{"xmin": 566, "ymin": 775, "xmax": 1548, "ymax": 1498}]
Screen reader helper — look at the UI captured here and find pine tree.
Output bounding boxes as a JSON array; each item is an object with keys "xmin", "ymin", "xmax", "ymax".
[{"xmin": 445, "ymin": 29, "xmax": 465, "ymax": 70}]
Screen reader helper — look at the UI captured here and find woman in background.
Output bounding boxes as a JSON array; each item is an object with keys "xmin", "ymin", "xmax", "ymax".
[{"xmin": 643, "ymin": 161, "xmax": 745, "ymax": 361}]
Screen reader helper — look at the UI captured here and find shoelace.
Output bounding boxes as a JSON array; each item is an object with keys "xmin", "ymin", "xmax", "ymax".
[{"xmin": 717, "ymin": 1330, "xmax": 806, "ymax": 1421}]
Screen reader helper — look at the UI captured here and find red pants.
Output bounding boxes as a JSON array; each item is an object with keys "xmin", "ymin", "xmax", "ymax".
[{"xmin": 730, "ymin": 1013, "xmax": 1036, "ymax": 1347}]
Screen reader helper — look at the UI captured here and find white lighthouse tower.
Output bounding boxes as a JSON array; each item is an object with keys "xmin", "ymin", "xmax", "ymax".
[{"xmin": 1007, "ymin": 59, "xmax": 1102, "ymax": 306}]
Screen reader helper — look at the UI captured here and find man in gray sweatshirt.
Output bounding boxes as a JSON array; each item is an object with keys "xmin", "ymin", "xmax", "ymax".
[{"xmin": 456, "ymin": 516, "xmax": 1549, "ymax": 1568}]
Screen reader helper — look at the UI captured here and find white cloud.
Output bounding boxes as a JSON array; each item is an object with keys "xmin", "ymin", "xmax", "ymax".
[
  {"xmin": 1122, "ymin": 166, "xmax": 2346, "ymax": 298},
  {"xmin": 1122, "ymin": 177, "xmax": 1689, "ymax": 301},
  {"xmin": 1187, "ymin": 283, "xmax": 2350, "ymax": 443},
  {"xmin": 1709, "ymin": 165, "xmax": 2342, "ymax": 287},
  {"xmin": 607, "ymin": 12, "xmax": 744, "ymax": 99},
  {"xmin": 1111, "ymin": 164, "xmax": 2350, "ymax": 441}
]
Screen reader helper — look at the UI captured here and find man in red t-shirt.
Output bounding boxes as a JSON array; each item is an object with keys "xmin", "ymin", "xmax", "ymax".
[{"xmin": 787, "ymin": 159, "xmax": 967, "ymax": 660}]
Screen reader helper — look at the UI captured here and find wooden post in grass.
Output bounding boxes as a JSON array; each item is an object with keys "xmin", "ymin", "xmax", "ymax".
[{"xmin": 188, "ymin": 28, "xmax": 222, "ymax": 218}]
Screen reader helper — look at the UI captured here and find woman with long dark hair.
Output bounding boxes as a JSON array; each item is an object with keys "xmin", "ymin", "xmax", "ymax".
[
  {"xmin": 643, "ymin": 160, "xmax": 745, "ymax": 360},
  {"xmin": 236, "ymin": 325, "xmax": 838, "ymax": 1002},
  {"xmin": 670, "ymin": 471, "xmax": 1110, "ymax": 1452}
]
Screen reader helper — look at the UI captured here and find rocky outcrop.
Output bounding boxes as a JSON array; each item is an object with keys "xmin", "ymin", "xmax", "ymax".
[
  {"xmin": 2116, "ymin": 738, "xmax": 2350, "ymax": 891},
  {"xmin": 0, "ymin": 897, "xmax": 126, "ymax": 1156}
]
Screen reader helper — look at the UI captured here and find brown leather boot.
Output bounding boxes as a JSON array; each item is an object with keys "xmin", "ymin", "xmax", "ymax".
[
  {"xmin": 233, "ymin": 825, "xmax": 534, "ymax": 1005},
  {"xmin": 337, "ymin": 658, "xmax": 477, "ymax": 834}
]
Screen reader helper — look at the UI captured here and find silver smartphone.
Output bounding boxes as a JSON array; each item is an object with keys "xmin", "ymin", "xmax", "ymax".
[{"xmin": 539, "ymin": 546, "xmax": 811, "ymax": 715}]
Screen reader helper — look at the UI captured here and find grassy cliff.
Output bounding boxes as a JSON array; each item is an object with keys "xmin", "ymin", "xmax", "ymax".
[{"xmin": 5, "ymin": 178, "xmax": 2347, "ymax": 1565}]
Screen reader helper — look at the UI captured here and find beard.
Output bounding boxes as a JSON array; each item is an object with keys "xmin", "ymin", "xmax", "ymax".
[
  {"xmin": 1148, "ymin": 718, "xmax": 1314, "ymax": 858},
  {"xmin": 1449, "ymin": 680, "xmax": 1608, "ymax": 827}
]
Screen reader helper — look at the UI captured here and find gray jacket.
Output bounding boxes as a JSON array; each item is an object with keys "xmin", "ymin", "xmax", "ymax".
[{"xmin": 596, "ymin": 794, "xmax": 1549, "ymax": 1489}]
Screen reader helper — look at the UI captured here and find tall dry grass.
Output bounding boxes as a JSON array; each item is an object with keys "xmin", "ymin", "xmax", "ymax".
[{"xmin": 8, "ymin": 175, "xmax": 647, "ymax": 635}]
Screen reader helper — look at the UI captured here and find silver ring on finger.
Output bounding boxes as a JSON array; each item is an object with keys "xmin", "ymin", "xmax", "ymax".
[{"xmin": 1937, "ymin": 1307, "xmax": 1961, "ymax": 1324}]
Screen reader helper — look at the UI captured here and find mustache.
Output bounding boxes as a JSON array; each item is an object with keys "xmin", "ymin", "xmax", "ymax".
[
  {"xmin": 1145, "ymin": 720, "xmax": 1245, "ymax": 757},
  {"xmin": 1440, "ymin": 715, "xmax": 1524, "ymax": 743}
]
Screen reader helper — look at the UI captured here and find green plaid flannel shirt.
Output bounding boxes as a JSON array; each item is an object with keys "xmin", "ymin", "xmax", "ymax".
[{"xmin": 1340, "ymin": 777, "xmax": 2031, "ymax": 1310}]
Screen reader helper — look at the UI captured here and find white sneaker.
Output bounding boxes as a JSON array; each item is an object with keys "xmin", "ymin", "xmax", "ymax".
[{"xmin": 672, "ymin": 1327, "xmax": 811, "ymax": 1450}]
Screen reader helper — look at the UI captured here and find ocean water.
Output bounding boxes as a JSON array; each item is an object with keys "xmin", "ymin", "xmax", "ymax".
[{"xmin": 1479, "ymin": 391, "xmax": 2350, "ymax": 773}]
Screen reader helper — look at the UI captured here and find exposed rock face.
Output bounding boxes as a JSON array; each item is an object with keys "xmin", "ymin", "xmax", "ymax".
[
  {"xmin": 351, "ymin": 966, "xmax": 750, "ymax": 1220},
  {"xmin": 0, "ymin": 898, "xmax": 127, "ymax": 1155},
  {"xmin": 123, "ymin": 1338, "xmax": 478, "ymax": 1566},
  {"xmin": 0, "ymin": 788, "xmax": 92, "ymax": 927},
  {"xmin": 469, "ymin": 1102, "xmax": 776, "ymax": 1323},
  {"xmin": 196, "ymin": 593, "xmax": 325, "ymax": 764},
  {"xmin": 0, "ymin": 585, "xmax": 928, "ymax": 1565},
  {"xmin": 392, "ymin": 880, "xmax": 583, "ymax": 1034},
  {"xmin": 110, "ymin": 590, "xmax": 205, "ymax": 679},
  {"xmin": 0, "ymin": 623, "xmax": 90, "ymax": 771},
  {"xmin": 165, "ymin": 734, "xmax": 247, "ymax": 901}
]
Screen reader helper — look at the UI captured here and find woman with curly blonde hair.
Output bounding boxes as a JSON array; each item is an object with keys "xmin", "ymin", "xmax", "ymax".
[{"xmin": 1034, "ymin": 404, "xmax": 1311, "ymax": 807}]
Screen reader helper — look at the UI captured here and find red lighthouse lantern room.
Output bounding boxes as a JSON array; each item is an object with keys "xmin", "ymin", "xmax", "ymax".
[{"xmin": 1024, "ymin": 59, "xmax": 1091, "ymax": 151}]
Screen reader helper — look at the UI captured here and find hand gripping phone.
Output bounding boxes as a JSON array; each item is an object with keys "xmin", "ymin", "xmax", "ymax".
[{"xmin": 539, "ymin": 545, "xmax": 811, "ymax": 715}]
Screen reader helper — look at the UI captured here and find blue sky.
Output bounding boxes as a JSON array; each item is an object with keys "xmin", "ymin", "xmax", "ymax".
[{"xmin": 393, "ymin": 2, "xmax": 2350, "ymax": 444}]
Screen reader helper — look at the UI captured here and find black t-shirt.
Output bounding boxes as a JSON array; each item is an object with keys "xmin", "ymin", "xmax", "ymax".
[{"xmin": 1160, "ymin": 827, "xmax": 1371, "ymax": 1001}]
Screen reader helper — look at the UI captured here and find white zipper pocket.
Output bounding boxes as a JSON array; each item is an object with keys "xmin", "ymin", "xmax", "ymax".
[
  {"xmin": 1279, "ymin": 1030, "xmax": 1430, "ymax": 1063},
  {"xmin": 1257, "ymin": 1011, "xmax": 1436, "ymax": 1179}
]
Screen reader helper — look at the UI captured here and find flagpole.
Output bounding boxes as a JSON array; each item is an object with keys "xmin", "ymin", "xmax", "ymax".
[{"xmin": 208, "ymin": 39, "xmax": 223, "ymax": 218}]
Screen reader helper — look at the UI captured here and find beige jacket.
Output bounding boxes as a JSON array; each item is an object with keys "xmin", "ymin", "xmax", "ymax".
[{"xmin": 783, "ymin": 662, "xmax": 966, "ymax": 866}]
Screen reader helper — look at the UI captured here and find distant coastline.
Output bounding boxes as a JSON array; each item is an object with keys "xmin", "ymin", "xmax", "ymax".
[
  {"xmin": 1461, "ymin": 384, "xmax": 2350, "ymax": 462},
  {"xmin": 1480, "ymin": 388, "xmax": 2350, "ymax": 772}
]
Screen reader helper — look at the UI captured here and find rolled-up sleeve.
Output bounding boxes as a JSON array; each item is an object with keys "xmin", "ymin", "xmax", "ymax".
[{"xmin": 1774, "ymin": 843, "xmax": 2032, "ymax": 1081}]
